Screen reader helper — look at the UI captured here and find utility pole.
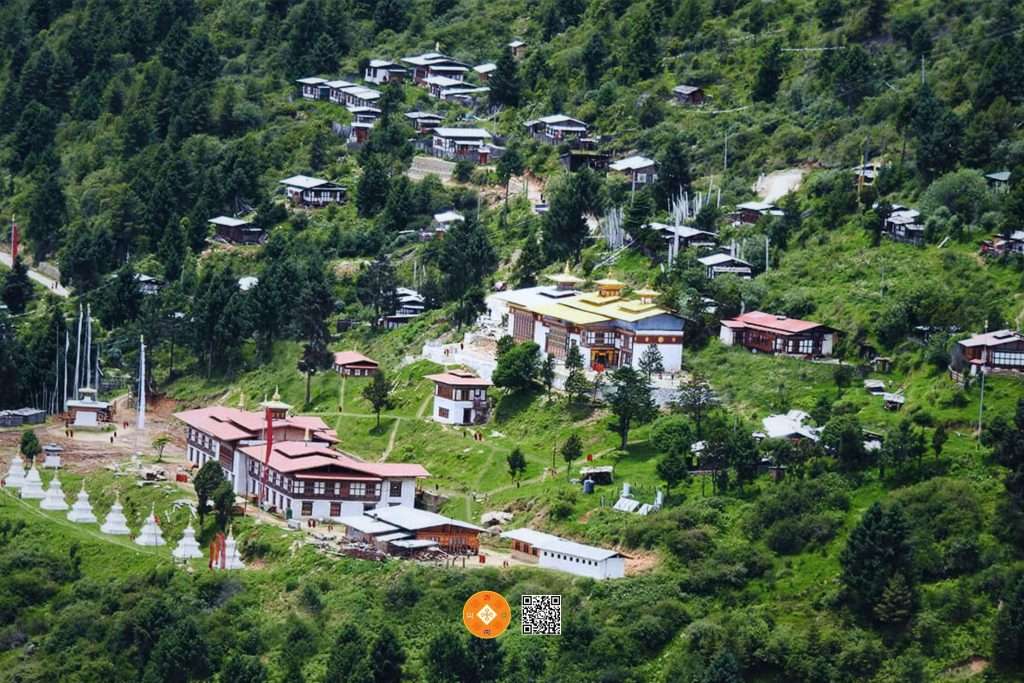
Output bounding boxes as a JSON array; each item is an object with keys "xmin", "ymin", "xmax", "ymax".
[
  {"xmin": 977, "ymin": 369, "xmax": 987, "ymax": 445},
  {"xmin": 764, "ymin": 235, "xmax": 770, "ymax": 272},
  {"xmin": 723, "ymin": 130, "xmax": 731, "ymax": 173}
]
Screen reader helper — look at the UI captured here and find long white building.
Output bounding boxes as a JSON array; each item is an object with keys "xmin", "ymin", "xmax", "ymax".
[
  {"xmin": 486, "ymin": 276, "xmax": 686, "ymax": 373},
  {"xmin": 501, "ymin": 528, "xmax": 626, "ymax": 580}
]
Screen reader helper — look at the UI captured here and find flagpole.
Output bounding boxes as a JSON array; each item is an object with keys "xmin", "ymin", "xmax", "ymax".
[{"xmin": 73, "ymin": 304, "xmax": 83, "ymax": 400}]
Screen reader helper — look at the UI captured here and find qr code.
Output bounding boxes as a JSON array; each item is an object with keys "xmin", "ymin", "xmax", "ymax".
[{"xmin": 521, "ymin": 594, "xmax": 561, "ymax": 635}]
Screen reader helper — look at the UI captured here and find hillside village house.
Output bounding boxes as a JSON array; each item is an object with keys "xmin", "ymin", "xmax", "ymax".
[
  {"xmin": 426, "ymin": 370, "xmax": 490, "ymax": 425},
  {"xmin": 338, "ymin": 84, "xmax": 382, "ymax": 109},
  {"xmin": 343, "ymin": 506, "xmax": 484, "ymax": 555},
  {"xmin": 649, "ymin": 224, "xmax": 719, "ymax": 251},
  {"xmin": 487, "ymin": 276, "xmax": 686, "ymax": 373},
  {"xmin": 175, "ymin": 400, "xmax": 429, "ymax": 520},
  {"xmin": 720, "ymin": 311, "xmax": 837, "ymax": 358},
  {"xmin": 698, "ymin": 252, "xmax": 752, "ymax": 279},
  {"xmin": 297, "ymin": 77, "xmax": 329, "ymax": 100},
  {"xmin": 473, "ymin": 63, "xmax": 496, "ymax": 81},
  {"xmin": 508, "ymin": 39, "xmax": 527, "ymax": 60},
  {"xmin": 209, "ymin": 216, "xmax": 265, "ymax": 245},
  {"xmin": 673, "ymin": 84, "xmax": 705, "ymax": 105},
  {"xmin": 346, "ymin": 121, "xmax": 374, "ymax": 145},
  {"xmin": 559, "ymin": 149, "xmax": 611, "ymax": 173},
  {"xmin": 757, "ymin": 410, "xmax": 821, "ymax": 442},
  {"xmin": 405, "ymin": 111, "xmax": 443, "ymax": 133},
  {"xmin": 363, "ymin": 59, "xmax": 407, "ymax": 84},
  {"xmin": 609, "ymin": 156, "xmax": 658, "ymax": 188},
  {"xmin": 325, "ymin": 79, "xmax": 354, "ymax": 104},
  {"xmin": 332, "ymin": 351, "xmax": 379, "ymax": 376},
  {"xmin": 429, "ymin": 210, "xmax": 464, "ymax": 238},
  {"xmin": 501, "ymin": 528, "xmax": 626, "ymax": 580},
  {"xmin": 437, "ymin": 84, "xmax": 490, "ymax": 106},
  {"xmin": 950, "ymin": 329, "xmax": 1024, "ymax": 378},
  {"xmin": 731, "ymin": 201, "xmax": 782, "ymax": 224},
  {"xmin": 348, "ymin": 106, "xmax": 381, "ymax": 123},
  {"xmin": 402, "ymin": 53, "xmax": 469, "ymax": 85},
  {"xmin": 986, "ymin": 170, "xmax": 1011, "ymax": 193},
  {"xmin": 424, "ymin": 75, "xmax": 462, "ymax": 97},
  {"xmin": 981, "ymin": 230, "xmax": 1024, "ymax": 257},
  {"xmin": 431, "ymin": 127, "xmax": 493, "ymax": 163},
  {"xmin": 523, "ymin": 115, "xmax": 590, "ymax": 145},
  {"xmin": 882, "ymin": 205, "xmax": 924, "ymax": 244},
  {"xmin": 279, "ymin": 175, "xmax": 347, "ymax": 207},
  {"xmin": 396, "ymin": 287, "xmax": 426, "ymax": 316}
]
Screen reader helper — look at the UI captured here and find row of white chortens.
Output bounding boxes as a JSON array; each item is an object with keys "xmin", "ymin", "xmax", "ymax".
[{"xmin": 3, "ymin": 455, "xmax": 242, "ymax": 568}]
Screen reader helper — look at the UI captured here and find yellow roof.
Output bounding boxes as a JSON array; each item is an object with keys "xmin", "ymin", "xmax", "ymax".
[
  {"xmin": 594, "ymin": 278, "xmax": 626, "ymax": 287},
  {"xmin": 531, "ymin": 301, "xmax": 610, "ymax": 326},
  {"xmin": 546, "ymin": 272, "xmax": 585, "ymax": 284},
  {"xmin": 634, "ymin": 288, "xmax": 660, "ymax": 297},
  {"xmin": 563, "ymin": 296, "xmax": 670, "ymax": 323}
]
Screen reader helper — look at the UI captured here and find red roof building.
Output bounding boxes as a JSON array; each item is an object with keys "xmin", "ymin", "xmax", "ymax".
[
  {"xmin": 333, "ymin": 351, "xmax": 379, "ymax": 376},
  {"xmin": 175, "ymin": 405, "xmax": 428, "ymax": 520},
  {"xmin": 719, "ymin": 311, "xmax": 838, "ymax": 358}
]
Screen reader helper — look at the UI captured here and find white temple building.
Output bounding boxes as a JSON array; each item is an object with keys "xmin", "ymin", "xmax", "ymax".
[
  {"xmin": 4, "ymin": 455, "xmax": 26, "ymax": 488},
  {"xmin": 67, "ymin": 485, "xmax": 97, "ymax": 523},
  {"xmin": 20, "ymin": 466, "xmax": 45, "ymax": 500},
  {"xmin": 172, "ymin": 522, "xmax": 204, "ymax": 561},
  {"xmin": 135, "ymin": 508, "xmax": 167, "ymax": 546},
  {"xmin": 101, "ymin": 497, "xmax": 131, "ymax": 535},
  {"xmin": 40, "ymin": 476, "xmax": 69, "ymax": 511}
]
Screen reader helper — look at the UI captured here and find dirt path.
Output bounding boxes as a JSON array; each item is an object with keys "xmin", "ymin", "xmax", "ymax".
[
  {"xmin": 339, "ymin": 376, "xmax": 346, "ymax": 412},
  {"xmin": 379, "ymin": 420, "xmax": 400, "ymax": 462},
  {"xmin": 754, "ymin": 168, "xmax": 807, "ymax": 203},
  {"xmin": 416, "ymin": 393, "xmax": 432, "ymax": 419}
]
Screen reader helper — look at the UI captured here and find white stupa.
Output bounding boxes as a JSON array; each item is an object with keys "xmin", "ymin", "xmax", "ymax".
[
  {"xmin": 40, "ymin": 476, "xmax": 69, "ymax": 511},
  {"xmin": 67, "ymin": 484, "xmax": 97, "ymax": 523},
  {"xmin": 135, "ymin": 507, "xmax": 166, "ymax": 546},
  {"xmin": 100, "ymin": 496, "xmax": 131, "ymax": 535},
  {"xmin": 19, "ymin": 466, "xmax": 45, "ymax": 500},
  {"xmin": 4, "ymin": 455, "xmax": 26, "ymax": 488},
  {"xmin": 172, "ymin": 522, "xmax": 204, "ymax": 561},
  {"xmin": 217, "ymin": 531, "xmax": 245, "ymax": 570}
]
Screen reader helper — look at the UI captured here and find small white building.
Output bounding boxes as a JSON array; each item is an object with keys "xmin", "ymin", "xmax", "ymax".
[
  {"xmin": 425, "ymin": 370, "xmax": 490, "ymax": 425},
  {"xmin": 501, "ymin": 528, "xmax": 626, "ymax": 580},
  {"xmin": 364, "ymin": 59, "xmax": 407, "ymax": 84},
  {"xmin": 609, "ymin": 155, "xmax": 658, "ymax": 188},
  {"xmin": 431, "ymin": 210, "xmax": 465, "ymax": 237},
  {"xmin": 759, "ymin": 410, "xmax": 821, "ymax": 442}
]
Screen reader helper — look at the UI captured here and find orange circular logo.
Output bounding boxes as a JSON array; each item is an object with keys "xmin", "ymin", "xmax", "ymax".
[{"xmin": 462, "ymin": 590, "xmax": 511, "ymax": 639}]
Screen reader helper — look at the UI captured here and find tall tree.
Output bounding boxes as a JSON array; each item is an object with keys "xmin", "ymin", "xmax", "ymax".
[
  {"xmin": 514, "ymin": 227, "xmax": 545, "ymax": 287},
  {"xmin": 324, "ymin": 623, "xmax": 373, "ymax": 683},
  {"xmin": 655, "ymin": 138, "xmax": 692, "ymax": 209},
  {"xmin": 607, "ymin": 367, "xmax": 656, "ymax": 449},
  {"xmin": 624, "ymin": 5, "xmax": 659, "ymax": 80},
  {"xmin": 822, "ymin": 414, "xmax": 869, "ymax": 471},
  {"xmin": 539, "ymin": 353, "xmax": 556, "ymax": 397},
  {"xmin": 362, "ymin": 371, "xmax": 393, "ymax": 429},
  {"xmin": 506, "ymin": 447, "xmax": 527, "ymax": 484},
  {"xmin": 564, "ymin": 342, "xmax": 590, "ymax": 404},
  {"xmin": 1, "ymin": 256, "xmax": 34, "ymax": 314},
  {"xmin": 355, "ymin": 254, "xmax": 398, "ymax": 329},
  {"xmin": 656, "ymin": 449, "xmax": 689, "ymax": 497},
  {"xmin": 489, "ymin": 47, "xmax": 521, "ymax": 107},
  {"xmin": 368, "ymin": 626, "xmax": 406, "ymax": 683},
  {"xmin": 492, "ymin": 341, "xmax": 540, "ymax": 392},
  {"xmin": 674, "ymin": 373, "xmax": 716, "ymax": 436},
  {"xmin": 638, "ymin": 345, "xmax": 665, "ymax": 381},
  {"xmin": 357, "ymin": 154, "xmax": 391, "ymax": 218},
  {"xmin": 19, "ymin": 430, "xmax": 41, "ymax": 462},
  {"xmin": 495, "ymin": 147, "xmax": 524, "ymax": 208},
  {"xmin": 296, "ymin": 265, "xmax": 335, "ymax": 408},
  {"xmin": 911, "ymin": 83, "xmax": 962, "ymax": 181},
  {"xmin": 752, "ymin": 41, "xmax": 784, "ymax": 103},
  {"xmin": 436, "ymin": 214, "xmax": 496, "ymax": 302},
  {"xmin": 840, "ymin": 502, "xmax": 916, "ymax": 618},
  {"xmin": 193, "ymin": 460, "xmax": 225, "ymax": 523}
]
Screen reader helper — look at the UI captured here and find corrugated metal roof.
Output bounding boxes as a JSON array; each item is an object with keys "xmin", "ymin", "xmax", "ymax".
[{"xmin": 501, "ymin": 528, "xmax": 624, "ymax": 561}]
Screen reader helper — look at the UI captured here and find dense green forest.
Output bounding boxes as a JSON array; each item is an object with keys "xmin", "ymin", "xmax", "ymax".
[{"xmin": 2, "ymin": 0, "xmax": 1024, "ymax": 681}]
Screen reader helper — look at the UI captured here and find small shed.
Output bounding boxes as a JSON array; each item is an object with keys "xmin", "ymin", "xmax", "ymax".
[
  {"xmin": 883, "ymin": 393, "xmax": 906, "ymax": 411},
  {"xmin": 673, "ymin": 84, "xmax": 705, "ymax": 105},
  {"xmin": 579, "ymin": 466, "xmax": 614, "ymax": 485}
]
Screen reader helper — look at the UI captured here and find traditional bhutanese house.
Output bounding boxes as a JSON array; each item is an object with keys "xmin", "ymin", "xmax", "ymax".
[
  {"xmin": 401, "ymin": 53, "xmax": 469, "ymax": 85},
  {"xmin": 209, "ymin": 216, "xmax": 265, "ymax": 245},
  {"xmin": 396, "ymin": 287, "xmax": 426, "ymax": 316},
  {"xmin": 279, "ymin": 175, "xmax": 347, "ymax": 207},
  {"xmin": 424, "ymin": 75, "xmax": 462, "ymax": 97},
  {"xmin": 649, "ymin": 224, "xmax": 719, "ymax": 252},
  {"xmin": 473, "ymin": 63, "xmax": 496, "ymax": 82},
  {"xmin": 440, "ymin": 85, "xmax": 490, "ymax": 106},
  {"xmin": 297, "ymin": 77, "xmax": 329, "ymax": 100},
  {"xmin": 950, "ymin": 329, "xmax": 1024, "ymax": 378},
  {"xmin": 882, "ymin": 206, "xmax": 924, "ymax": 244},
  {"xmin": 981, "ymin": 230, "xmax": 1024, "ymax": 257},
  {"xmin": 325, "ymin": 79, "xmax": 355, "ymax": 105},
  {"xmin": 758, "ymin": 410, "xmax": 821, "ymax": 442},
  {"xmin": 698, "ymin": 252, "xmax": 752, "ymax": 279},
  {"xmin": 333, "ymin": 351, "xmax": 379, "ymax": 376},
  {"xmin": 720, "ymin": 311, "xmax": 838, "ymax": 358},
  {"xmin": 559, "ymin": 149, "xmax": 610, "ymax": 172},
  {"xmin": 365, "ymin": 505, "xmax": 484, "ymax": 554},
  {"xmin": 731, "ymin": 200, "xmax": 781, "ymax": 224},
  {"xmin": 523, "ymin": 115, "xmax": 590, "ymax": 145},
  {"xmin": 175, "ymin": 402, "xmax": 429, "ymax": 519},
  {"xmin": 986, "ymin": 170, "xmax": 1011, "ymax": 193},
  {"xmin": 501, "ymin": 528, "xmax": 626, "ymax": 580},
  {"xmin": 508, "ymin": 40, "xmax": 527, "ymax": 60},
  {"xmin": 609, "ymin": 155, "xmax": 658, "ymax": 188},
  {"xmin": 673, "ymin": 84, "xmax": 705, "ymax": 105},
  {"xmin": 426, "ymin": 370, "xmax": 490, "ymax": 425},
  {"xmin": 405, "ymin": 111, "xmax": 443, "ymax": 133},
  {"xmin": 364, "ymin": 59, "xmax": 407, "ymax": 84},
  {"xmin": 134, "ymin": 273, "xmax": 163, "ymax": 296},
  {"xmin": 347, "ymin": 121, "xmax": 374, "ymax": 145},
  {"xmin": 349, "ymin": 106, "xmax": 382, "ymax": 123},
  {"xmin": 431, "ymin": 127, "xmax": 493, "ymax": 163},
  {"xmin": 852, "ymin": 163, "xmax": 880, "ymax": 187},
  {"xmin": 487, "ymin": 277, "xmax": 686, "ymax": 373},
  {"xmin": 339, "ymin": 85, "xmax": 382, "ymax": 109},
  {"xmin": 431, "ymin": 210, "xmax": 464, "ymax": 237}
]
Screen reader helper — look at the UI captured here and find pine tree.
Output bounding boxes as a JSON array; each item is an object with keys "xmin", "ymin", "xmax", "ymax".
[
  {"xmin": 514, "ymin": 227, "xmax": 545, "ymax": 287},
  {"xmin": 380, "ymin": 175, "xmax": 413, "ymax": 233},
  {"xmin": 193, "ymin": 460, "xmax": 225, "ymax": 523},
  {"xmin": 753, "ymin": 41, "xmax": 785, "ymax": 102},
  {"xmin": 656, "ymin": 138, "xmax": 692, "ymax": 208},
  {"xmin": 1, "ymin": 256, "xmax": 34, "ymax": 314},
  {"xmin": 564, "ymin": 343, "xmax": 590, "ymax": 404},
  {"xmin": 932, "ymin": 424, "xmax": 947, "ymax": 457},
  {"xmin": 702, "ymin": 651, "xmax": 742, "ymax": 683},
  {"xmin": 607, "ymin": 367, "xmax": 656, "ymax": 449},
  {"xmin": 355, "ymin": 254, "xmax": 399, "ymax": 329},
  {"xmin": 357, "ymin": 155, "xmax": 391, "ymax": 218},
  {"xmin": 873, "ymin": 572, "xmax": 915, "ymax": 625},
  {"xmin": 674, "ymin": 373, "xmax": 717, "ymax": 437},
  {"xmin": 489, "ymin": 47, "xmax": 520, "ymax": 107},
  {"xmin": 581, "ymin": 31, "xmax": 608, "ymax": 88},
  {"xmin": 638, "ymin": 344, "xmax": 665, "ymax": 381},
  {"xmin": 624, "ymin": 6, "xmax": 659, "ymax": 81},
  {"xmin": 324, "ymin": 623, "xmax": 373, "ymax": 683},
  {"xmin": 19, "ymin": 430, "xmax": 40, "ymax": 462},
  {"xmin": 656, "ymin": 449, "xmax": 688, "ymax": 497},
  {"xmin": 995, "ymin": 577, "xmax": 1024, "ymax": 670},
  {"xmin": 368, "ymin": 626, "xmax": 406, "ymax": 683},
  {"xmin": 540, "ymin": 353, "xmax": 556, "ymax": 397},
  {"xmin": 437, "ymin": 215, "xmax": 496, "ymax": 302},
  {"xmin": 840, "ymin": 502, "xmax": 915, "ymax": 618}
]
